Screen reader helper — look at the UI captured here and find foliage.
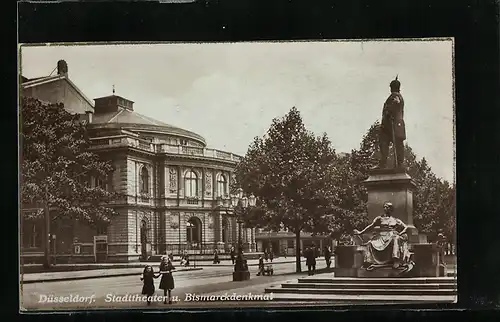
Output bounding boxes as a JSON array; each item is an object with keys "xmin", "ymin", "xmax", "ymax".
[
  {"xmin": 20, "ymin": 97, "xmax": 120, "ymax": 226},
  {"xmin": 341, "ymin": 121, "xmax": 456, "ymax": 241},
  {"xmin": 235, "ymin": 110, "xmax": 455, "ymax": 246},
  {"xmin": 234, "ymin": 107, "xmax": 342, "ymax": 235}
]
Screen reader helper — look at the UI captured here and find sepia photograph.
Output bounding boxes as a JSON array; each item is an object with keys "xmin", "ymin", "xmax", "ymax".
[{"xmin": 18, "ymin": 40, "xmax": 456, "ymax": 311}]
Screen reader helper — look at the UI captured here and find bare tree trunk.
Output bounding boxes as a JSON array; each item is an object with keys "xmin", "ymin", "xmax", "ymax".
[
  {"xmin": 43, "ymin": 186, "xmax": 51, "ymax": 269},
  {"xmin": 295, "ymin": 219, "xmax": 301, "ymax": 273}
]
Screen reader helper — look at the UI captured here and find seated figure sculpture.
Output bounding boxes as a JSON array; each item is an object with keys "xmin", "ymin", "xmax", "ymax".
[{"xmin": 354, "ymin": 202, "xmax": 414, "ymax": 274}]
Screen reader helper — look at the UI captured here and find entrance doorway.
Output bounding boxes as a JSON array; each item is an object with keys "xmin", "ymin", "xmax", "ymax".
[{"xmin": 186, "ymin": 217, "xmax": 202, "ymax": 250}]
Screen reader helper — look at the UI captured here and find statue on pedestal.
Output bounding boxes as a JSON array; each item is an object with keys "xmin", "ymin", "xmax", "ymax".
[
  {"xmin": 353, "ymin": 202, "xmax": 414, "ymax": 273},
  {"xmin": 376, "ymin": 76, "xmax": 406, "ymax": 169}
]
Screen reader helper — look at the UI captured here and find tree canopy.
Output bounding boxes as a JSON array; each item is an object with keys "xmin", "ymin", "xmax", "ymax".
[
  {"xmin": 235, "ymin": 112, "xmax": 455, "ymax": 245},
  {"xmin": 234, "ymin": 107, "xmax": 342, "ymax": 235},
  {"xmin": 341, "ymin": 121, "xmax": 456, "ymax": 241},
  {"xmin": 20, "ymin": 97, "xmax": 120, "ymax": 226}
]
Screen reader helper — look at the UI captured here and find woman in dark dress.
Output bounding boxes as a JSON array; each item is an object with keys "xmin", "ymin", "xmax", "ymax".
[
  {"xmin": 140, "ymin": 265, "xmax": 159, "ymax": 306},
  {"xmin": 159, "ymin": 256, "xmax": 175, "ymax": 304}
]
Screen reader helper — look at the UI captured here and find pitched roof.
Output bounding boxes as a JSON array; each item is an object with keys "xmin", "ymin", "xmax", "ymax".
[
  {"xmin": 21, "ymin": 74, "xmax": 94, "ymax": 111},
  {"xmin": 90, "ymin": 107, "xmax": 206, "ymax": 144}
]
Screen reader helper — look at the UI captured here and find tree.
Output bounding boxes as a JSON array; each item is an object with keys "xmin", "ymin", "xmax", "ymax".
[
  {"xmin": 234, "ymin": 107, "xmax": 342, "ymax": 272},
  {"xmin": 339, "ymin": 121, "xmax": 456, "ymax": 243},
  {"xmin": 324, "ymin": 122, "xmax": 382, "ymax": 243},
  {"xmin": 20, "ymin": 97, "xmax": 121, "ymax": 228}
]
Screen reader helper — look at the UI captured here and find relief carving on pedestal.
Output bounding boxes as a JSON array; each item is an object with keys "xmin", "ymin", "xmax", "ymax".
[{"xmin": 169, "ymin": 168, "xmax": 178, "ymax": 194}]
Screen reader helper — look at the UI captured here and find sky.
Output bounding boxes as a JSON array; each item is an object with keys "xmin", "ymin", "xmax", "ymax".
[{"xmin": 20, "ymin": 40, "xmax": 455, "ymax": 182}]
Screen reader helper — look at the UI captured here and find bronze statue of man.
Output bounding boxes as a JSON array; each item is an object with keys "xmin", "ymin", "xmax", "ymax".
[{"xmin": 378, "ymin": 76, "xmax": 406, "ymax": 169}]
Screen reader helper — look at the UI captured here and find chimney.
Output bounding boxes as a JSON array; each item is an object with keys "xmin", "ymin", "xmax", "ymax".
[{"xmin": 57, "ymin": 60, "xmax": 68, "ymax": 76}]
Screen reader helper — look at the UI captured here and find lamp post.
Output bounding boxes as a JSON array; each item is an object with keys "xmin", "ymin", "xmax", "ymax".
[{"xmin": 220, "ymin": 187, "xmax": 256, "ymax": 281}]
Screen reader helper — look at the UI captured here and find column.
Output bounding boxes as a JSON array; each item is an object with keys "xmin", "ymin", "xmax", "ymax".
[
  {"xmin": 218, "ymin": 214, "xmax": 223, "ymax": 243},
  {"xmin": 251, "ymin": 228, "xmax": 256, "ymax": 252}
]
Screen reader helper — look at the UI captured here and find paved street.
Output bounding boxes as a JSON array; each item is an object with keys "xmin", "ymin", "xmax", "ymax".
[{"xmin": 21, "ymin": 259, "xmax": 321, "ymax": 310}]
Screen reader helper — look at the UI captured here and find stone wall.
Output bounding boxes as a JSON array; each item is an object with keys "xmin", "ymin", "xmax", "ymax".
[{"xmin": 22, "ymin": 79, "xmax": 93, "ymax": 115}]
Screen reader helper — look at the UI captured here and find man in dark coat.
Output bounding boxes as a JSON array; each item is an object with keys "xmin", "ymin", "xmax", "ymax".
[
  {"xmin": 324, "ymin": 245, "xmax": 332, "ymax": 268},
  {"xmin": 305, "ymin": 245, "xmax": 317, "ymax": 276},
  {"xmin": 378, "ymin": 76, "xmax": 406, "ymax": 169},
  {"xmin": 256, "ymin": 254, "xmax": 265, "ymax": 276}
]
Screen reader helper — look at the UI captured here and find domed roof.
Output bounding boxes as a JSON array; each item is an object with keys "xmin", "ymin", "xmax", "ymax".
[{"xmin": 90, "ymin": 107, "xmax": 206, "ymax": 145}]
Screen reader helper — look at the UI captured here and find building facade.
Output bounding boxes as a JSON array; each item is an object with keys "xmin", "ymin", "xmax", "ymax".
[
  {"xmin": 20, "ymin": 60, "xmax": 255, "ymax": 263},
  {"xmin": 255, "ymin": 229, "xmax": 333, "ymax": 256}
]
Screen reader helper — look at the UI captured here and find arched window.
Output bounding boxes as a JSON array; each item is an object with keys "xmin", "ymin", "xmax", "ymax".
[
  {"xmin": 185, "ymin": 170, "xmax": 198, "ymax": 197},
  {"xmin": 217, "ymin": 174, "xmax": 227, "ymax": 197},
  {"xmin": 186, "ymin": 217, "xmax": 202, "ymax": 247},
  {"xmin": 140, "ymin": 166, "xmax": 149, "ymax": 194}
]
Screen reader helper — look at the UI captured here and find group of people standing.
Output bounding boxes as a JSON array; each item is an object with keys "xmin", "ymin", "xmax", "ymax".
[{"xmin": 140, "ymin": 256, "xmax": 176, "ymax": 305}]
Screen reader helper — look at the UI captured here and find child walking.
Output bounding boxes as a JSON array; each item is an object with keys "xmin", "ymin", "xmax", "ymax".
[
  {"xmin": 159, "ymin": 256, "xmax": 176, "ymax": 304},
  {"xmin": 140, "ymin": 265, "xmax": 159, "ymax": 306}
]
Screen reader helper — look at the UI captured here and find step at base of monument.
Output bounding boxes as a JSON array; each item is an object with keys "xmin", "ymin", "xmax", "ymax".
[
  {"xmin": 284, "ymin": 283, "xmax": 456, "ymax": 290},
  {"xmin": 265, "ymin": 287, "xmax": 456, "ymax": 296},
  {"xmin": 298, "ymin": 276, "xmax": 456, "ymax": 284},
  {"xmin": 267, "ymin": 293, "xmax": 457, "ymax": 303},
  {"xmin": 264, "ymin": 274, "xmax": 457, "ymax": 301}
]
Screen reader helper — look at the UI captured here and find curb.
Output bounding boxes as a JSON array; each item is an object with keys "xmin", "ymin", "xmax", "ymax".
[
  {"xmin": 192, "ymin": 260, "xmax": 306, "ymax": 267},
  {"xmin": 21, "ymin": 267, "xmax": 203, "ymax": 284},
  {"xmin": 22, "ymin": 260, "xmax": 308, "ymax": 274}
]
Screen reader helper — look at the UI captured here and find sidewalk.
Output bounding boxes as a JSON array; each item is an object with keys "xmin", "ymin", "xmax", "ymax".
[
  {"xmin": 22, "ymin": 256, "xmax": 307, "ymax": 274},
  {"xmin": 21, "ymin": 267, "xmax": 202, "ymax": 284},
  {"xmin": 20, "ymin": 258, "xmax": 308, "ymax": 284},
  {"xmin": 191, "ymin": 257, "xmax": 306, "ymax": 267}
]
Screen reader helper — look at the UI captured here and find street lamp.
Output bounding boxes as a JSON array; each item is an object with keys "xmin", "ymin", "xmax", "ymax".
[{"xmin": 223, "ymin": 187, "xmax": 256, "ymax": 281}]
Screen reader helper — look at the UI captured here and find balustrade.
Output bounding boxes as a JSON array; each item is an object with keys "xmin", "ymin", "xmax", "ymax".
[{"xmin": 90, "ymin": 136, "xmax": 240, "ymax": 162}]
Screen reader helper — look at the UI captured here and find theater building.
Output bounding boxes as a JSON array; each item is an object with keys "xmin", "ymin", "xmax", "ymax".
[{"xmin": 20, "ymin": 60, "xmax": 256, "ymax": 263}]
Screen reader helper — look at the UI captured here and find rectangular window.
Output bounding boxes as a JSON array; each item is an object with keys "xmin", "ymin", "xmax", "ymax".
[
  {"xmin": 95, "ymin": 177, "xmax": 107, "ymax": 191},
  {"xmin": 96, "ymin": 224, "xmax": 108, "ymax": 236},
  {"xmin": 22, "ymin": 221, "xmax": 42, "ymax": 248}
]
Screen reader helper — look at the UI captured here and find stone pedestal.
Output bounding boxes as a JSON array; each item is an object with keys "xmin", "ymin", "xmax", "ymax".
[
  {"xmin": 412, "ymin": 243, "xmax": 441, "ymax": 277},
  {"xmin": 333, "ymin": 245, "xmax": 363, "ymax": 277},
  {"xmin": 357, "ymin": 267, "xmax": 406, "ymax": 278},
  {"xmin": 363, "ymin": 168, "xmax": 421, "ymax": 244},
  {"xmin": 233, "ymin": 271, "xmax": 250, "ymax": 281}
]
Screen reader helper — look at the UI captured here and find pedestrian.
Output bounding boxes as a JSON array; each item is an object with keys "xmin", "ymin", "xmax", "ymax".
[
  {"xmin": 264, "ymin": 249, "xmax": 269, "ymax": 261},
  {"xmin": 269, "ymin": 250, "xmax": 274, "ymax": 262},
  {"xmin": 213, "ymin": 249, "xmax": 220, "ymax": 264},
  {"xmin": 324, "ymin": 245, "xmax": 331, "ymax": 268},
  {"xmin": 230, "ymin": 246, "xmax": 236, "ymax": 264},
  {"xmin": 140, "ymin": 265, "xmax": 159, "ymax": 306},
  {"xmin": 306, "ymin": 244, "xmax": 317, "ymax": 276},
  {"xmin": 159, "ymin": 256, "xmax": 175, "ymax": 304},
  {"xmin": 256, "ymin": 254, "xmax": 265, "ymax": 276},
  {"xmin": 180, "ymin": 252, "xmax": 190, "ymax": 267}
]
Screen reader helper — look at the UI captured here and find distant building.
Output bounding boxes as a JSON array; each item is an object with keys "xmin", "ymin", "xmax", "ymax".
[
  {"xmin": 20, "ymin": 60, "xmax": 255, "ymax": 263},
  {"xmin": 255, "ymin": 229, "xmax": 333, "ymax": 256}
]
